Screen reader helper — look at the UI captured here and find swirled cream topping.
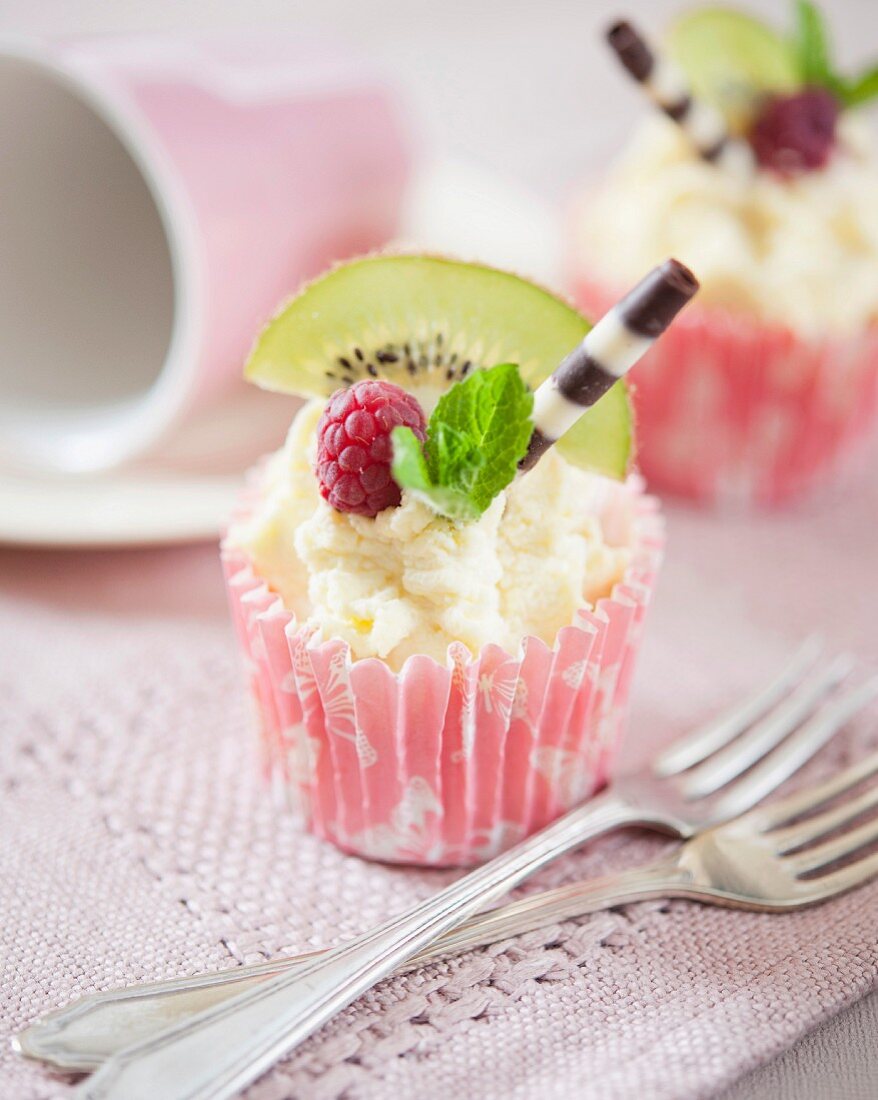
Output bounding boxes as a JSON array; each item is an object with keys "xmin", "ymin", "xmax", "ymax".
[
  {"xmin": 575, "ymin": 115, "xmax": 878, "ymax": 338},
  {"xmin": 227, "ymin": 399, "xmax": 633, "ymax": 669}
]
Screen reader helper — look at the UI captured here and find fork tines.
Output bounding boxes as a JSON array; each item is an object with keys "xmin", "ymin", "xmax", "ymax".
[
  {"xmin": 758, "ymin": 750, "xmax": 878, "ymax": 895},
  {"xmin": 653, "ymin": 636, "xmax": 878, "ymax": 823}
]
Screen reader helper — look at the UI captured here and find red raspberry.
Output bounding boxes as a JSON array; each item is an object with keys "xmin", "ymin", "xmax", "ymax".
[
  {"xmin": 315, "ymin": 380, "xmax": 427, "ymax": 517},
  {"xmin": 749, "ymin": 87, "xmax": 839, "ymax": 175}
]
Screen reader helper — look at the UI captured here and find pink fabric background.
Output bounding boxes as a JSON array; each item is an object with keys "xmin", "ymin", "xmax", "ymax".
[{"xmin": 1, "ymin": 442, "xmax": 877, "ymax": 1099}]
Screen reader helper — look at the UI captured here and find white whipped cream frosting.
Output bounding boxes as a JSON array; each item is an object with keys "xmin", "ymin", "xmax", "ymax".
[
  {"xmin": 575, "ymin": 114, "xmax": 878, "ymax": 338},
  {"xmin": 229, "ymin": 399, "xmax": 632, "ymax": 669}
]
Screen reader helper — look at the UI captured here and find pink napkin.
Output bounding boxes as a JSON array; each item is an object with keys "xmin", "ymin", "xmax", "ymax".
[{"xmin": 1, "ymin": 444, "xmax": 877, "ymax": 1099}]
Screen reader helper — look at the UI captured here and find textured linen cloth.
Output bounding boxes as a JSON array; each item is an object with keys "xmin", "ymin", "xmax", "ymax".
[{"xmin": 1, "ymin": 447, "xmax": 877, "ymax": 1100}]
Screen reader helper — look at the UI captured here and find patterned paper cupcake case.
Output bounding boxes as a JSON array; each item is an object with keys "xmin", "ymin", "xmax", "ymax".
[
  {"xmin": 222, "ymin": 478, "xmax": 663, "ymax": 868},
  {"xmin": 574, "ymin": 277, "xmax": 878, "ymax": 509}
]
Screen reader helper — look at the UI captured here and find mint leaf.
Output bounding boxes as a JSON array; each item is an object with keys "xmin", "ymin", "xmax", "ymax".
[
  {"xmin": 840, "ymin": 65, "xmax": 878, "ymax": 107},
  {"xmin": 428, "ymin": 363, "xmax": 533, "ymax": 513},
  {"xmin": 390, "ymin": 363, "xmax": 534, "ymax": 522},
  {"xmin": 391, "ymin": 424, "xmax": 432, "ymax": 492},
  {"xmin": 792, "ymin": 1, "xmax": 844, "ymax": 95},
  {"xmin": 391, "ymin": 426, "xmax": 481, "ymax": 521},
  {"xmin": 427, "ymin": 421, "xmax": 483, "ymax": 487},
  {"xmin": 791, "ymin": 2, "xmax": 878, "ymax": 105}
]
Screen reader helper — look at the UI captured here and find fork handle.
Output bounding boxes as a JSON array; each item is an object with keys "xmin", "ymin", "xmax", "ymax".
[
  {"xmin": 23, "ymin": 855, "xmax": 687, "ymax": 1073},
  {"xmin": 77, "ymin": 791, "xmax": 657, "ymax": 1100}
]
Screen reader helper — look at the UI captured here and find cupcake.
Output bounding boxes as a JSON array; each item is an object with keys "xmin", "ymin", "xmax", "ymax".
[
  {"xmin": 223, "ymin": 254, "xmax": 696, "ymax": 866},
  {"xmin": 572, "ymin": 5, "xmax": 878, "ymax": 507}
]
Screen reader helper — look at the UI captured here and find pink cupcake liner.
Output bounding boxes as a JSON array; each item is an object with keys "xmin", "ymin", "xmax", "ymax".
[
  {"xmin": 222, "ymin": 477, "xmax": 663, "ymax": 867},
  {"xmin": 575, "ymin": 277, "xmax": 878, "ymax": 508}
]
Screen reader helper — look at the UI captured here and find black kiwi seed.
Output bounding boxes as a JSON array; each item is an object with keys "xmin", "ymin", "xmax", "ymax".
[{"xmin": 325, "ymin": 337, "xmax": 483, "ymax": 391}]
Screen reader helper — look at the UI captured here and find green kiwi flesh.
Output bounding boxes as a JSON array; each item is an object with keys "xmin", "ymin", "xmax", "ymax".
[
  {"xmin": 245, "ymin": 254, "xmax": 633, "ymax": 480},
  {"xmin": 665, "ymin": 9, "xmax": 799, "ymax": 135}
]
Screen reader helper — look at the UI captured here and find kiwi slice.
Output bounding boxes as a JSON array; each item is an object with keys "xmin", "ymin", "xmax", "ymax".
[
  {"xmin": 246, "ymin": 254, "xmax": 633, "ymax": 480},
  {"xmin": 666, "ymin": 8, "xmax": 799, "ymax": 134}
]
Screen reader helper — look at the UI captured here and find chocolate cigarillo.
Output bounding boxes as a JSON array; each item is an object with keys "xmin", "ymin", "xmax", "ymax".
[
  {"xmin": 519, "ymin": 260, "xmax": 699, "ymax": 472},
  {"xmin": 607, "ymin": 20, "xmax": 730, "ymax": 164}
]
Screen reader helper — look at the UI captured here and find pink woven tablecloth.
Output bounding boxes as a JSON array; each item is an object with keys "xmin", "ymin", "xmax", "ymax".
[{"xmin": 2, "ymin": 446, "xmax": 877, "ymax": 1100}]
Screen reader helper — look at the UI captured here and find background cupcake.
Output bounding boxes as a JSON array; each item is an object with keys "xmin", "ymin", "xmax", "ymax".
[
  {"xmin": 572, "ymin": 4, "xmax": 878, "ymax": 507},
  {"xmin": 222, "ymin": 254, "xmax": 695, "ymax": 866}
]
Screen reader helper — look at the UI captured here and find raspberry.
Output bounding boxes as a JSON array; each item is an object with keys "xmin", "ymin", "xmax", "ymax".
[
  {"xmin": 749, "ymin": 87, "xmax": 839, "ymax": 175},
  {"xmin": 315, "ymin": 380, "xmax": 427, "ymax": 517}
]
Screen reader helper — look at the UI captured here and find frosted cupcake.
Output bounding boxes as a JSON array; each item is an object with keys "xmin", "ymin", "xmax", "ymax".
[
  {"xmin": 223, "ymin": 254, "xmax": 697, "ymax": 866},
  {"xmin": 572, "ymin": 5, "xmax": 878, "ymax": 506}
]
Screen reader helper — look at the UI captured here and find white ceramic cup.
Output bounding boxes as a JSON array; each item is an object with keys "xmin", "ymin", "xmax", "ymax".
[{"xmin": 0, "ymin": 34, "xmax": 410, "ymax": 474}]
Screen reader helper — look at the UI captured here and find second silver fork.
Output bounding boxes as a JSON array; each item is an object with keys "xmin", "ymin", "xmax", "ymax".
[{"xmin": 52, "ymin": 638, "xmax": 877, "ymax": 1100}]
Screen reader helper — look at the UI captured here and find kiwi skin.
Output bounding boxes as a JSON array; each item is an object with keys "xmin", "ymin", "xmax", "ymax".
[{"xmin": 245, "ymin": 252, "xmax": 634, "ymax": 481}]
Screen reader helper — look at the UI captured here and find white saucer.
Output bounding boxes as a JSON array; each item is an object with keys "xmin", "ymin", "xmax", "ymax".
[
  {"xmin": 0, "ymin": 159, "xmax": 561, "ymax": 548},
  {"xmin": 0, "ymin": 468, "xmax": 244, "ymax": 548}
]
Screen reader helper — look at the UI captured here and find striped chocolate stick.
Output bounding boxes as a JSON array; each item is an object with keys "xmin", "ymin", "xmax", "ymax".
[
  {"xmin": 607, "ymin": 20, "xmax": 731, "ymax": 164},
  {"xmin": 519, "ymin": 259, "xmax": 698, "ymax": 472}
]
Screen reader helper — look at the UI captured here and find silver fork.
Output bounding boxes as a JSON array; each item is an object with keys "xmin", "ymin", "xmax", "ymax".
[
  {"xmin": 39, "ymin": 748, "xmax": 878, "ymax": 1075},
  {"xmin": 56, "ymin": 641, "xmax": 877, "ymax": 1100},
  {"xmin": 17, "ymin": 640, "xmax": 871, "ymax": 1075},
  {"xmin": 21, "ymin": 751, "xmax": 878, "ymax": 1080}
]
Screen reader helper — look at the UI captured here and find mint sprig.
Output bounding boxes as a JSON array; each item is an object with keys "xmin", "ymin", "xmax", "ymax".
[
  {"xmin": 391, "ymin": 363, "xmax": 534, "ymax": 522},
  {"xmin": 844, "ymin": 66, "xmax": 878, "ymax": 107},
  {"xmin": 793, "ymin": 1, "xmax": 836, "ymax": 90},
  {"xmin": 792, "ymin": 1, "xmax": 878, "ymax": 107}
]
